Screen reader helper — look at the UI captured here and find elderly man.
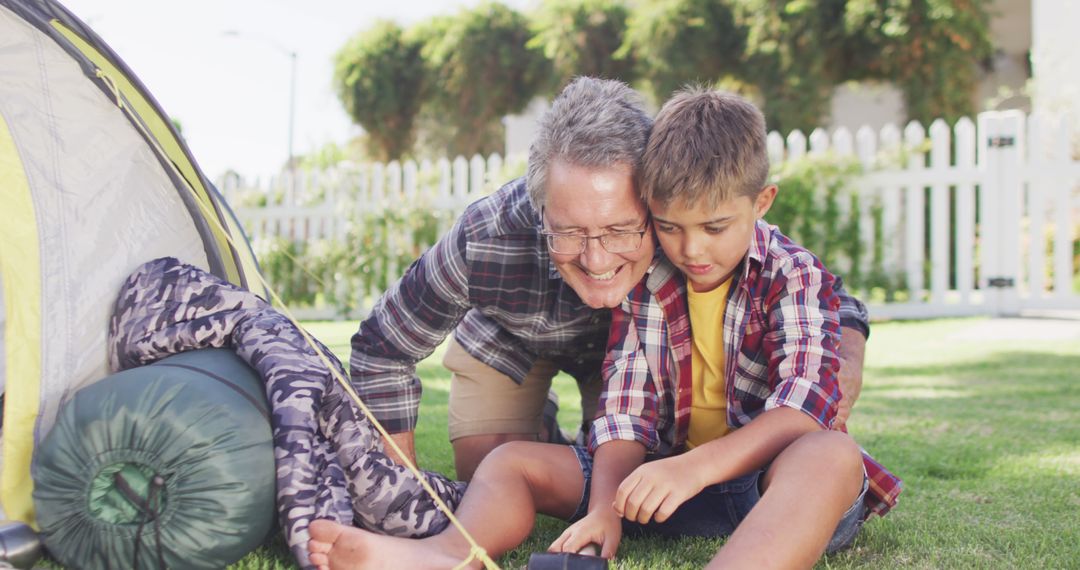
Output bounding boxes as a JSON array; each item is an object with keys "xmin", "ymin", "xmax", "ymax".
[{"xmin": 350, "ymin": 77, "xmax": 868, "ymax": 480}]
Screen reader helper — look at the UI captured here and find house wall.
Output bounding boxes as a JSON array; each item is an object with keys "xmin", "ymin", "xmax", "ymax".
[
  {"xmin": 829, "ymin": 0, "xmax": 1032, "ymax": 133},
  {"xmin": 1031, "ymin": 0, "xmax": 1079, "ymax": 154}
]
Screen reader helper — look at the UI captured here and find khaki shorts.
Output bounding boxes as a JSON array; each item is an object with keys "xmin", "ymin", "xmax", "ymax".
[{"xmin": 444, "ymin": 338, "xmax": 601, "ymax": 441}]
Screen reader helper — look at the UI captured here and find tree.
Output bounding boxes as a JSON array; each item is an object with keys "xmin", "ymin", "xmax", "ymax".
[
  {"xmin": 416, "ymin": 3, "xmax": 551, "ymax": 157},
  {"xmin": 844, "ymin": 0, "xmax": 993, "ymax": 125},
  {"xmin": 622, "ymin": 0, "xmax": 746, "ymax": 102},
  {"xmin": 624, "ymin": 0, "xmax": 991, "ymax": 132},
  {"xmin": 529, "ymin": 0, "xmax": 638, "ymax": 91},
  {"xmin": 333, "ymin": 21, "xmax": 426, "ymax": 162},
  {"xmin": 731, "ymin": 0, "xmax": 848, "ymax": 134}
]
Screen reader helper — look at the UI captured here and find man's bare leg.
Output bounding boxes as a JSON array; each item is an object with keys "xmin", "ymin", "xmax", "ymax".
[
  {"xmin": 309, "ymin": 441, "xmax": 585, "ymax": 570},
  {"xmin": 706, "ymin": 430, "xmax": 864, "ymax": 570}
]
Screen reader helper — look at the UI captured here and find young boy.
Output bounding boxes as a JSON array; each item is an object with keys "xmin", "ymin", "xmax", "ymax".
[
  {"xmin": 307, "ymin": 88, "xmax": 900, "ymax": 569},
  {"xmin": 548, "ymin": 88, "xmax": 901, "ymax": 567}
]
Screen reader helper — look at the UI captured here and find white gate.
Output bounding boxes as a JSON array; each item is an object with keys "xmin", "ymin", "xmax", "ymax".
[
  {"xmin": 978, "ymin": 111, "xmax": 1080, "ymax": 315},
  {"xmin": 782, "ymin": 110, "xmax": 1080, "ymax": 319}
]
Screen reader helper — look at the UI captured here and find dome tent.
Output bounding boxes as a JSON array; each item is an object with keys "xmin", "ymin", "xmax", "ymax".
[{"xmin": 0, "ymin": 0, "xmax": 264, "ymax": 525}]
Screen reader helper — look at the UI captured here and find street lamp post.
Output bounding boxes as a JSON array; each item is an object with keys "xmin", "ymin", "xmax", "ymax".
[{"xmin": 223, "ymin": 30, "xmax": 297, "ymax": 192}]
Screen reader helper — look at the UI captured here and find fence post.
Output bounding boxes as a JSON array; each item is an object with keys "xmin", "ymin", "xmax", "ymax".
[
  {"xmin": 928, "ymin": 119, "xmax": 951, "ymax": 305},
  {"xmin": 978, "ymin": 110, "xmax": 1025, "ymax": 316},
  {"xmin": 903, "ymin": 120, "xmax": 927, "ymax": 302},
  {"xmin": 830, "ymin": 128, "xmax": 854, "ymax": 276},
  {"xmin": 809, "ymin": 128, "xmax": 829, "ymax": 155},
  {"xmin": 437, "ymin": 158, "xmax": 452, "ymax": 233},
  {"xmin": 453, "ymin": 156, "xmax": 469, "ymax": 212},
  {"xmin": 470, "ymin": 154, "xmax": 486, "ymax": 198},
  {"xmin": 403, "ymin": 160, "xmax": 418, "ymax": 202},
  {"xmin": 1026, "ymin": 115, "xmax": 1049, "ymax": 299},
  {"xmin": 832, "ymin": 127, "xmax": 853, "ymax": 157},
  {"xmin": 767, "ymin": 131, "xmax": 785, "ymax": 164},
  {"xmin": 787, "ymin": 130, "xmax": 807, "ymax": 161},
  {"xmin": 372, "ymin": 162, "xmax": 386, "ymax": 205},
  {"xmin": 879, "ymin": 124, "xmax": 903, "ymax": 295},
  {"xmin": 1050, "ymin": 118, "xmax": 1075, "ymax": 299},
  {"xmin": 954, "ymin": 118, "xmax": 977, "ymax": 303},
  {"xmin": 487, "ymin": 153, "xmax": 503, "ymax": 195},
  {"xmin": 855, "ymin": 126, "xmax": 877, "ymax": 292}
]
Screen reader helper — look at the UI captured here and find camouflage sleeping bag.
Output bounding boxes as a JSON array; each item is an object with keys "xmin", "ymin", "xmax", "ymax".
[{"xmin": 108, "ymin": 257, "xmax": 465, "ymax": 568}]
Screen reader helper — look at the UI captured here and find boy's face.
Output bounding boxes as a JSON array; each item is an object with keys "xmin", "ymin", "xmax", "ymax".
[
  {"xmin": 544, "ymin": 160, "xmax": 655, "ymax": 309},
  {"xmin": 650, "ymin": 186, "xmax": 777, "ymax": 293}
]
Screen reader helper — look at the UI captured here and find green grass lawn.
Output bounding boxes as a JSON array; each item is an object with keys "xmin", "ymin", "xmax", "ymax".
[{"xmin": 225, "ymin": 317, "xmax": 1079, "ymax": 569}]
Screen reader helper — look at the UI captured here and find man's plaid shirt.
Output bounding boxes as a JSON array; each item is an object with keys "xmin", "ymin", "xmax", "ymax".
[
  {"xmin": 590, "ymin": 219, "xmax": 901, "ymax": 517},
  {"xmin": 351, "ymin": 178, "xmax": 610, "ymax": 432}
]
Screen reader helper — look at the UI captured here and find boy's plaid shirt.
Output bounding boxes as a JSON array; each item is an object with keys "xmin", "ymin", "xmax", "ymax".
[{"xmin": 590, "ymin": 219, "xmax": 901, "ymax": 517}]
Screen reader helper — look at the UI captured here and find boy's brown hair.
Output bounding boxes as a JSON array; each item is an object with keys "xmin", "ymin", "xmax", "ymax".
[{"xmin": 640, "ymin": 86, "xmax": 770, "ymax": 209}]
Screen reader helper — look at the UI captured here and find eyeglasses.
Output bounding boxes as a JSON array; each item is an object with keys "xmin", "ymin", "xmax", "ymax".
[{"xmin": 540, "ymin": 207, "xmax": 649, "ymax": 255}]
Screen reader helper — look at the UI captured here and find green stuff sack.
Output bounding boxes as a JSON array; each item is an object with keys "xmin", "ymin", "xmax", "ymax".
[{"xmin": 32, "ymin": 349, "xmax": 275, "ymax": 569}]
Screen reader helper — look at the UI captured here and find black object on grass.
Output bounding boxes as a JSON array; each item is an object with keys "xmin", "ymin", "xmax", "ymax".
[
  {"xmin": 527, "ymin": 551, "xmax": 609, "ymax": 570},
  {"xmin": 0, "ymin": 521, "xmax": 42, "ymax": 569}
]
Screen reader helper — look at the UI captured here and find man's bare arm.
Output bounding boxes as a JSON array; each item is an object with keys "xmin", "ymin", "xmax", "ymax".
[{"xmin": 835, "ymin": 325, "xmax": 867, "ymax": 429}]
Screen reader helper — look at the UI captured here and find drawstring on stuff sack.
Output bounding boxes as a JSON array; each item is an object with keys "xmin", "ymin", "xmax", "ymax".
[{"xmin": 113, "ymin": 472, "xmax": 167, "ymax": 570}]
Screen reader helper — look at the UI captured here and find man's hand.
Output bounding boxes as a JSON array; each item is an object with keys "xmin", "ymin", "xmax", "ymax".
[
  {"xmin": 382, "ymin": 431, "xmax": 418, "ymax": 467},
  {"xmin": 549, "ymin": 507, "xmax": 623, "ymax": 559},
  {"xmin": 613, "ymin": 454, "xmax": 705, "ymax": 524},
  {"xmin": 835, "ymin": 326, "xmax": 867, "ymax": 430}
]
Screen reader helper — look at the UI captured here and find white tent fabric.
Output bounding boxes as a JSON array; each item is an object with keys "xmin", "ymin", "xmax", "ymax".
[
  {"xmin": 1, "ymin": 0, "xmax": 262, "ymax": 525},
  {"xmin": 1, "ymin": 5, "xmax": 211, "ymax": 440}
]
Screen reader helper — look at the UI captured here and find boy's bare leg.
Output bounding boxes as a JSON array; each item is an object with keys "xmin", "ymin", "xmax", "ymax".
[
  {"xmin": 309, "ymin": 441, "xmax": 585, "ymax": 570},
  {"xmin": 453, "ymin": 433, "xmax": 537, "ymax": 481},
  {"xmin": 706, "ymin": 431, "xmax": 864, "ymax": 570}
]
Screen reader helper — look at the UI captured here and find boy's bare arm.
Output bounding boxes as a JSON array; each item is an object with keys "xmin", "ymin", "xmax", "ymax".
[
  {"xmin": 550, "ymin": 440, "xmax": 645, "ymax": 558},
  {"xmin": 835, "ymin": 326, "xmax": 867, "ymax": 429},
  {"xmin": 614, "ymin": 406, "xmax": 821, "ymax": 524}
]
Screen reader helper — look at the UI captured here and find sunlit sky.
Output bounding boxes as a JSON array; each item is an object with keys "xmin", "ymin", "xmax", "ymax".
[{"xmin": 61, "ymin": 0, "xmax": 534, "ymax": 181}]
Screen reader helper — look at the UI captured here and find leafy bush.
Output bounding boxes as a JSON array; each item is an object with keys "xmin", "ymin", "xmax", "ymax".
[
  {"xmin": 253, "ymin": 203, "xmax": 446, "ymax": 316},
  {"xmin": 768, "ymin": 153, "xmax": 900, "ymax": 294}
]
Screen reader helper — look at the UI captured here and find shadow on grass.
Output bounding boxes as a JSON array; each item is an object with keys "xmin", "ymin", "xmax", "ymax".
[
  {"xmin": 854, "ymin": 351, "xmax": 1080, "ymax": 484},
  {"xmin": 822, "ymin": 349, "xmax": 1080, "ymax": 569}
]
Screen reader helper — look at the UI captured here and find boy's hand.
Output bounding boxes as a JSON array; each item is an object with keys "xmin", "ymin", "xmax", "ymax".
[
  {"xmin": 614, "ymin": 454, "xmax": 705, "ymax": 524},
  {"xmin": 549, "ymin": 507, "xmax": 622, "ymax": 559}
]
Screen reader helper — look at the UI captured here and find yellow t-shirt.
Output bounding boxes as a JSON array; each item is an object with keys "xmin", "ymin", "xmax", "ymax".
[{"xmin": 685, "ymin": 276, "xmax": 733, "ymax": 449}]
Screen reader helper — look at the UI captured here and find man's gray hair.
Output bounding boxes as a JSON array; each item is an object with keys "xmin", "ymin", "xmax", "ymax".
[{"xmin": 526, "ymin": 77, "xmax": 653, "ymax": 209}]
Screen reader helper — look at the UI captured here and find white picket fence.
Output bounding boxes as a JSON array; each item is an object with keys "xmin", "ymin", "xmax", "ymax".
[
  {"xmin": 227, "ymin": 110, "xmax": 1080, "ymax": 320},
  {"xmin": 221, "ymin": 154, "xmax": 510, "ymax": 243}
]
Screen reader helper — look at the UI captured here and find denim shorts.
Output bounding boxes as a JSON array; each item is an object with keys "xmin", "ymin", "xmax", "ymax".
[{"xmin": 569, "ymin": 446, "xmax": 868, "ymax": 554}]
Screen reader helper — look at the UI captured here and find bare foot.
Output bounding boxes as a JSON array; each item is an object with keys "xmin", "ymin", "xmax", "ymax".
[
  {"xmin": 307, "ymin": 519, "xmax": 468, "ymax": 570},
  {"xmin": 308, "ymin": 519, "xmax": 349, "ymax": 570}
]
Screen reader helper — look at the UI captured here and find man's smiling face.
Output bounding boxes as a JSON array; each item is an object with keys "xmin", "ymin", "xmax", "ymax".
[{"xmin": 542, "ymin": 160, "xmax": 654, "ymax": 309}]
